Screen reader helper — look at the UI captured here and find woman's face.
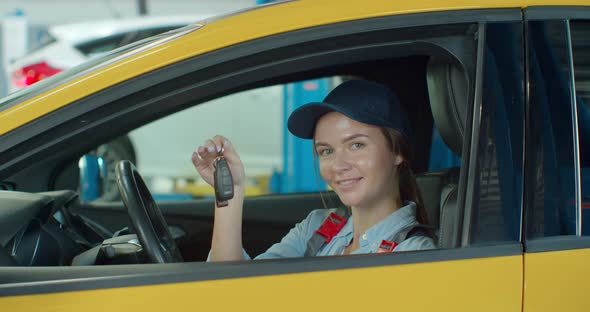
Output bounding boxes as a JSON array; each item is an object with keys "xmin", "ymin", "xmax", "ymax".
[{"xmin": 314, "ymin": 112, "xmax": 403, "ymax": 208}]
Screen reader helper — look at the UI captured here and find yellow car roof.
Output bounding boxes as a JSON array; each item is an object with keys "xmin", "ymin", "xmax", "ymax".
[{"xmin": 0, "ymin": 0, "xmax": 588, "ymax": 135}]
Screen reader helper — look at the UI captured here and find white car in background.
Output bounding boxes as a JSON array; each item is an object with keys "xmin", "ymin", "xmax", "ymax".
[
  {"xmin": 8, "ymin": 15, "xmax": 209, "ymax": 92},
  {"xmin": 7, "ymin": 15, "xmax": 212, "ymax": 201}
]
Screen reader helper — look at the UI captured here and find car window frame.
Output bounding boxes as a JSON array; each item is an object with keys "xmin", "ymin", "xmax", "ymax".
[
  {"xmin": 460, "ymin": 21, "xmax": 527, "ymax": 247},
  {"xmin": 0, "ymin": 9, "xmax": 519, "ymax": 178},
  {"xmin": 523, "ymin": 6, "xmax": 590, "ymax": 252},
  {"xmin": 0, "ymin": 8, "xmax": 525, "ymax": 296}
]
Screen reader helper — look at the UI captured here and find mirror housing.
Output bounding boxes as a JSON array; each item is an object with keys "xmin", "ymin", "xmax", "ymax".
[{"xmin": 78, "ymin": 153, "xmax": 105, "ymax": 202}]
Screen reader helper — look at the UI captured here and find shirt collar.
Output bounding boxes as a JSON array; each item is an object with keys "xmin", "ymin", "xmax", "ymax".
[{"xmin": 333, "ymin": 201, "xmax": 419, "ymax": 248}]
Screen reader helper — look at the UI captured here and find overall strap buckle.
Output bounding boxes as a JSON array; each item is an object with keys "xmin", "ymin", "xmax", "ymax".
[
  {"xmin": 376, "ymin": 239, "xmax": 399, "ymax": 253},
  {"xmin": 315, "ymin": 212, "xmax": 347, "ymax": 243}
]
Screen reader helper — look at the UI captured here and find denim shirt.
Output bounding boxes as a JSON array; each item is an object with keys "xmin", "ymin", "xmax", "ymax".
[{"xmin": 241, "ymin": 201, "xmax": 436, "ymax": 260}]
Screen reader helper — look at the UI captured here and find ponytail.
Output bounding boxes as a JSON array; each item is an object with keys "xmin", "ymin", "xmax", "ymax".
[
  {"xmin": 382, "ymin": 128, "xmax": 430, "ymax": 226},
  {"xmin": 398, "ymin": 161, "xmax": 429, "ymax": 225}
]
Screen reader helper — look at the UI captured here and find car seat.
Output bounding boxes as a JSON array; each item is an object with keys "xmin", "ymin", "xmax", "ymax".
[{"xmin": 424, "ymin": 57, "xmax": 468, "ymax": 248}]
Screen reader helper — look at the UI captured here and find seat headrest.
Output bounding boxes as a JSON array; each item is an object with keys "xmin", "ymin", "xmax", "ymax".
[{"xmin": 426, "ymin": 59, "xmax": 469, "ymax": 156}]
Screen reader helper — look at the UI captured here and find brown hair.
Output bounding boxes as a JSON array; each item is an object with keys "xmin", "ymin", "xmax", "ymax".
[{"xmin": 380, "ymin": 128, "xmax": 429, "ymax": 225}]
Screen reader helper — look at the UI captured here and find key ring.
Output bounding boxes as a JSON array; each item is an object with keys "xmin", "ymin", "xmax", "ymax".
[{"xmin": 213, "ymin": 146, "xmax": 225, "ymax": 168}]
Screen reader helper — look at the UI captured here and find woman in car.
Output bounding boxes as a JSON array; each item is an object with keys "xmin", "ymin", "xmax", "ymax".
[{"xmin": 191, "ymin": 79, "xmax": 436, "ymax": 261}]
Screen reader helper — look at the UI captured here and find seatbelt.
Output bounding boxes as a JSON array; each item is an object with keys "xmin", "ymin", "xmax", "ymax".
[
  {"xmin": 304, "ymin": 207, "xmax": 436, "ymax": 256},
  {"xmin": 304, "ymin": 205, "xmax": 350, "ymax": 257}
]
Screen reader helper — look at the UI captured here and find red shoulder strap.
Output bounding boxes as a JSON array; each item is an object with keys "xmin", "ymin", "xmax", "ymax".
[{"xmin": 304, "ymin": 206, "xmax": 350, "ymax": 257}]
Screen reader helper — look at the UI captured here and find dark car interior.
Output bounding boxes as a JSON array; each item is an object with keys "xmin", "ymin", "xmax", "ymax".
[{"xmin": 0, "ymin": 22, "xmax": 475, "ymax": 267}]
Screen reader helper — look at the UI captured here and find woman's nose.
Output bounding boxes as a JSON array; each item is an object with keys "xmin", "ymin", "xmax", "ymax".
[{"xmin": 331, "ymin": 151, "xmax": 352, "ymax": 172}]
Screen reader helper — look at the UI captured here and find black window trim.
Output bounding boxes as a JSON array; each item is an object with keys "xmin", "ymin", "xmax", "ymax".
[
  {"xmin": 460, "ymin": 22, "xmax": 487, "ymax": 247},
  {"xmin": 525, "ymin": 5, "xmax": 590, "ymax": 21},
  {"xmin": 565, "ymin": 20, "xmax": 583, "ymax": 236},
  {"xmin": 523, "ymin": 15, "xmax": 531, "ymax": 245},
  {"xmin": 526, "ymin": 236, "xmax": 590, "ymax": 252}
]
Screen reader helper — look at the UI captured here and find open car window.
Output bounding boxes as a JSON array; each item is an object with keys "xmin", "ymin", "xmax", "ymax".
[{"xmin": 86, "ymin": 77, "xmax": 462, "ymax": 203}]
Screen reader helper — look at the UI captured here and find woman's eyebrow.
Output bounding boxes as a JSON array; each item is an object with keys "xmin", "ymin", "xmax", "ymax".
[
  {"xmin": 342, "ymin": 133, "xmax": 369, "ymax": 143},
  {"xmin": 315, "ymin": 133, "xmax": 369, "ymax": 147}
]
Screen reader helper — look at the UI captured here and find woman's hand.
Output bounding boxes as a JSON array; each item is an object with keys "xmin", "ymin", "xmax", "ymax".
[
  {"xmin": 191, "ymin": 135, "xmax": 245, "ymax": 190},
  {"xmin": 193, "ymin": 136, "xmax": 246, "ymax": 261}
]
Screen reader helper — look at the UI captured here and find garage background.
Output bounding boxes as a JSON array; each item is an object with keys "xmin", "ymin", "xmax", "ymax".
[
  {"xmin": 0, "ymin": 0, "xmax": 252, "ymax": 25},
  {"xmin": 0, "ymin": 0, "xmax": 253, "ymax": 97}
]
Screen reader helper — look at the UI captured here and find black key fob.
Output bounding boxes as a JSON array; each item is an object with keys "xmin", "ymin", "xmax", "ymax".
[{"xmin": 213, "ymin": 156, "xmax": 234, "ymax": 207}]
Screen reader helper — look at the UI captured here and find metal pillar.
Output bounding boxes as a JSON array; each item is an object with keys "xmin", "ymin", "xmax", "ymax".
[{"xmin": 281, "ymin": 80, "xmax": 330, "ymax": 193}]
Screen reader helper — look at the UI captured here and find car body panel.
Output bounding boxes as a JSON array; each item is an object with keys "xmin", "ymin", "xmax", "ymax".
[
  {"xmin": 1, "ymin": 0, "xmax": 586, "ymax": 136},
  {"xmin": 523, "ymin": 248, "xmax": 590, "ymax": 311},
  {"xmin": 0, "ymin": 0, "xmax": 588, "ymax": 310},
  {"xmin": 0, "ymin": 254, "xmax": 522, "ymax": 311}
]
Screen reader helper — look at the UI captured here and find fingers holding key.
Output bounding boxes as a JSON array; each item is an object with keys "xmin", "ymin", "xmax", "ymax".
[
  {"xmin": 212, "ymin": 135, "xmax": 237, "ymax": 160},
  {"xmin": 192, "ymin": 140, "xmax": 214, "ymax": 163},
  {"xmin": 213, "ymin": 135, "xmax": 245, "ymax": 187},
  {"xmin": 191, "ymin": 135, "xmax": 245, "ymax": 187}
]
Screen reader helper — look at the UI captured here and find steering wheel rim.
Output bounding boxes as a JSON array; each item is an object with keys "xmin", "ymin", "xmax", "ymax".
[{"xmin": 115, "ymin": 160, "xmax": 183, "ymax": 263}]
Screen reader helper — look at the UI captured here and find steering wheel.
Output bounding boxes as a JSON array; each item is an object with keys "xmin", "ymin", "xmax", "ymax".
[{"xmin": 115, "ymin": 160, "xmax": 183, "ymax": 263}]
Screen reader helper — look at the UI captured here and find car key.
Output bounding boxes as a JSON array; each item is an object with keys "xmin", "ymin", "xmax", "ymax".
[{"xmin": 213, "ymin": 153, "xmax": 234, "ymax": 207}]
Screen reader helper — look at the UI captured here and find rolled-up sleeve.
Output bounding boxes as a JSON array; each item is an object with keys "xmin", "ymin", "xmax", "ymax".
[
  {"xmin": 394, "ymin": 236, "xmax": 437, "ymax": 252},
  {"xmin": 206, "ymin": 209, "xmax": 328, "ymax": 261},
  {"xmin": 254, "ymin": 209, "xmax": 327, "ymax": 259}
]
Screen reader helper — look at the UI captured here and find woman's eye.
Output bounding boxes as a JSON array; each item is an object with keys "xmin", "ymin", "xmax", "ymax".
[
  {"xmin": 351, "ymin": 142, "xmax": 364, "ymax": 150},
  {"xmin": 317, "ymin": 148, "xmax": 333, "ymax": 156}
]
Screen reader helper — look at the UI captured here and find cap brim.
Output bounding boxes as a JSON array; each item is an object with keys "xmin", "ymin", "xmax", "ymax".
[
  {"xmin": 287, "ymin": 102, "xmax": 348, "ymax": 139},
  {"xmin": 288, "ymin": 101, "xmax": 403, "ymax": 139}
]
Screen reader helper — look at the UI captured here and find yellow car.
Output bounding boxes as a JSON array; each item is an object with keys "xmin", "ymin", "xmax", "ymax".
[{"xmin": 1, "ymin": 0, "xmax": 590, "ymax": 310}]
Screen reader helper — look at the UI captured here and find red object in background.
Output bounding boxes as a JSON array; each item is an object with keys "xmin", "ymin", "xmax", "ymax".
[
  {"xmin": 303, "ymin": 81, "xmax": 319, "ymax": 90},
  {"xmin": 12, "ymin": 61, "xmax": 63, "ymax": 87}
]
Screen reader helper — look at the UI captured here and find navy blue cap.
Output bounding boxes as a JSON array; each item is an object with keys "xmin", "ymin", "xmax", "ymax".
[{"xmin": 287, "ymin": 79, "xmax": 411, "ymax": 139}]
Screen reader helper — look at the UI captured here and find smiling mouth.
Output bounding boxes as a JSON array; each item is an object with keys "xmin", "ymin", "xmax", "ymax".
[{"xmin": 336, "ymin": 178, "xmax": 362, "ymax": 186}]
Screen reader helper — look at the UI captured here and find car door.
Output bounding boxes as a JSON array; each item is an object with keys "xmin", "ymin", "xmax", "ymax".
[
  {"xmin": 0, "ymin": 6, "xmax": 525, "ymax": 311},
  {"xmin": 522, "ymin": 7, "xmax": 590, "ymax": 311}
]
